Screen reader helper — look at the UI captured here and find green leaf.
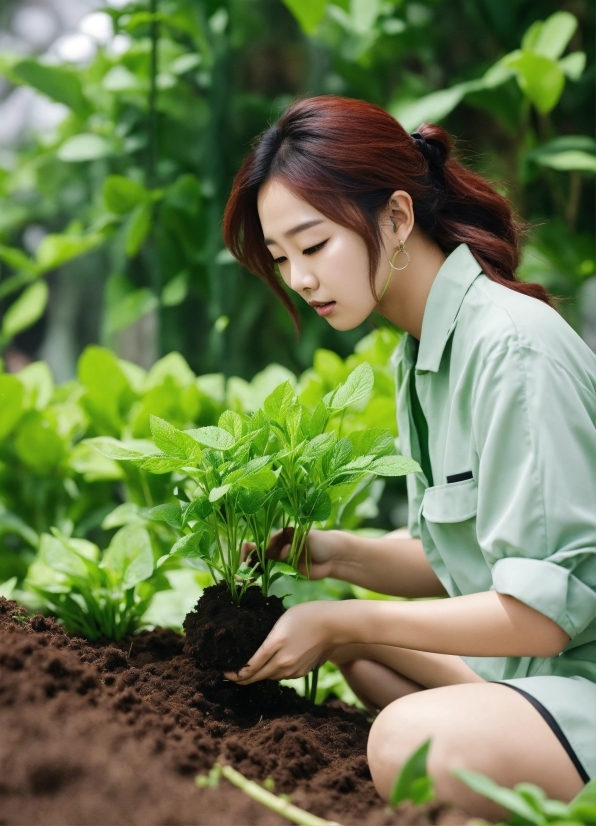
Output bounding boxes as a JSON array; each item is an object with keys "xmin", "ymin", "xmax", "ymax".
[
  {"xmin": 101, "ymin": 525, "xmax": 153, "ymax": 590},
  {"xmin": 36, "ymin": 233, "xmax": 104, "ymax": 272},
  {"xmin": 209, "ymin": 484, "xmax": 231, "ymax": 503},
  {"xmin": 349, "ymin": 428, "xmax": 395, "ymax": 458},
  {"xmin": 57, "ymin": 134, "xmax": 112, "ymax": 162},
  {"xmin": 39, "ymin": 533, "xmax": 92, "ymax": 580},
  {"xmin": 104, "ymin": 175, "xmax": 148, "ymax": 215},
  {"xmin": 183, "ymin": 496, "xmax": 213, "ymax": 524},
  {"xmin": 12, "ymin": 59, "xmax": 88, "ymax": 114},
  {"xmin": 369, "ymin": 455, "xmax": 422, "ymax": 476},
  {"xmin": 0, "ymin": 509, "xmax": 38, "ymax": 548},
  {"xmin": 298, "ymin": 489, "xmax": 332, "ymax": 523},
  {"xmin": 390, "ymin": 739, "xmax": 435, "ymax": 808},
  {"xmin": 85, "ymin": 437, "xmax": 144, "ymax": 461},
  {"xmin": 149, "ymin": 415, "xmax": 202, "ymax": 461},
  {"xmin": 391, "ymin": 84, "xmax": 469, "ymax": 133},
  {"xmin": 329, "ymin": 438, "xmax": 354, "ymax": 474},
  {"xmin": 17, "ymin": 361, "xmax": 53, "ymax": 410},
  {"xmin": 125, "ymin": 201, "xmax": 152, "ymax": 256},
  {"xmin": 164, "ymin": 174, "xmax": 202, "ymax": 214},
  {"xmin": 101, "ymin": 503, "xmax": 144, "ymax": 530},
  {"xmin": 236, "ymin": 468, "xmax": 277, "ymax": 492},
  {"xmin": 1, "ymin": 281, "xmax": 48, "ymax": 341},
  {"xmin": 522, "ymin": 12, "xmax": 577, "ymax": 60},
  {"xmin": 327, "ymin": 362, "xmax": 374, "ymax": 411},
  {"xmin": 503, "ymin": 51, "xmax": 565, "ymax": 114},
  {"xmin": 0, "ymin": 374, "xmax": 24, "ymax": 439},
  {"xmin": 302, "ymin": 432, "xmax": 337, "ymax": 462},
  {"xmin": 143, "ymin": 503, "xmax": 183, "ymax": 529},
  {"xmin": 169, "ymin": 525, "xmax": 214, "ymax": 559},
  {"xmin": 569, "ymin": 778, "xmax": 596, "ymax": 822},
  {"xmin": 15, "ymin": 411, "xmax": 65, "ymax": 472},
  {"xmin": 558, "ymin": 52, "xmax": 586, "ymax": 81},
  {"xmin": 236, "ymin": 487, "xmax": 272, "ymax": 515},
  {"xmin": 105, "ymin": 288, "xmax": 159, "ymax": 335},
  {"xmin": 187, "ymin": 426, "xmax": 235, "ymax": 451},
  {"xmin": 135, "ymin": 454, "xmax": 187, "ymax": 473},
  {"xmin": 218, "ymin": 410, "xmax": 244, "ymax": 441},
  {"xmin": 161, "ymin": 272, "xmax": 189, "ymax": 307},
  {"xmin": 0, "ymin": 577, "xmax": 17, "ymax": 599},
  {"xmin": 280, "ymin": 0, "xmax": 328, "ymax": 34},
  {"xmin": 0, "ymin": 244, "xmax": 37, "ymax": 273},
  {"xmin": 308, "ymin": 400, "xmax": 329, "ymax": 437},
  {"xmin": 453, "ymin": 770, "xmax": 545, "ymax": 824},
  {"xmin": 263, "ymin": 380, "xmax": 296, "ymax": 424}
]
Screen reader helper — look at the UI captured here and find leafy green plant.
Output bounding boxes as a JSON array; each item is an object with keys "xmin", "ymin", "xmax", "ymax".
[
  {"xmin": 25, "ymin": 524, "xmax": 168, "ymax": 640},
  {"xmin": 388, "ymin": 737, "xmax": 596, "ymax": 825},
  {"xmin": 88, "ymin": 362, "xmax": 419, "ymax": 603},
  {"xmin": 454, "ymin": 770, "xmax": 596, "ymax": 826}
]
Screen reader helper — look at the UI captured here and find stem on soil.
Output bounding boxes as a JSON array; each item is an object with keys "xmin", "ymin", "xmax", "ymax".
[
  {"xmin": 214, "ymin": 764, "xmax": 343, "ymax": 826},
  {"xmin": 309, "ymin": 665, "xmax": 319, "ymax": 704}
]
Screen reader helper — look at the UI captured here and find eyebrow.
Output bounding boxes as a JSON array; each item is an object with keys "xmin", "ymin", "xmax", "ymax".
[{"xmin": 264, "ymin": 219, "xmax": 324, "ymax": 246}]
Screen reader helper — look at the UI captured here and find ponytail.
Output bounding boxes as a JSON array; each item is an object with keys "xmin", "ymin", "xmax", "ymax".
[{"xmin": 223, "ymin": 96, "xmax": 553, "ymax": 328}]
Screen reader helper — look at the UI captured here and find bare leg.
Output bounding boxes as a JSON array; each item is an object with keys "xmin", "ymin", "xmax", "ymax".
[{"xmin": 367, "ymin": 683, "xmax": 585, "ymax": 820}]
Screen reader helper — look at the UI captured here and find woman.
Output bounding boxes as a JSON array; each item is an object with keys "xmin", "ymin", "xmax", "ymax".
[{"xmin": 222, "ymin": 96, "xmax": 596, "ymax": 818}]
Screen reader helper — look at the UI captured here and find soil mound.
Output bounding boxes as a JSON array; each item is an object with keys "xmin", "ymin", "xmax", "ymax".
[
  {"xmin": 183, "ymin": 581, "xmax": 285, "ymax": 673},
  {"xmin": 0, "ymin": 598, "xmax": 468, "ymax": 825}
]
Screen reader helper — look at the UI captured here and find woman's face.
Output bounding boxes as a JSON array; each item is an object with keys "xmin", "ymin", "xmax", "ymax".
[{"xmin": 257, "ymin": 179, "xmax": 386, "ymax": 331}]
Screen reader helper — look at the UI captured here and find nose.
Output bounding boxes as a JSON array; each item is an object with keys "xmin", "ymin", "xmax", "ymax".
[{"xmin": 289, "ymin": 260, "xmax": 319, "ymax": 294}]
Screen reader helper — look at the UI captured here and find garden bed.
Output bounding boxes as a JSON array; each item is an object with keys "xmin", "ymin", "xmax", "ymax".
[{"xmin": 0, "ymin": 598, "xmax": 468, "ymax": 826}]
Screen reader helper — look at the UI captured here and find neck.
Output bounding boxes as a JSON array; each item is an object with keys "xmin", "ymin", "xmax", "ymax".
[{"xmin": 376, "ymin": 232, "xmax": 447, "ymax": 340}]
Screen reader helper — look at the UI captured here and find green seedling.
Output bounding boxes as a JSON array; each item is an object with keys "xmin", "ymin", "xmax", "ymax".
[
  {"xmin": 25, "ymin": 525, "xmax": 168, "ymax": 640},
  {"xmin": 88, "ymin": 363, "xmax": 420, "ymax": 606},
  {"xmin": 390, "ymin": 738, "xmax": 435, "ymax": 808}
]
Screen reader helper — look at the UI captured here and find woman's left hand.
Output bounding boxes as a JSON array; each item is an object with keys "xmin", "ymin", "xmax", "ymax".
[{"xmin": 224, "ymin": 601, "xmax": 338, "ymax": 685}]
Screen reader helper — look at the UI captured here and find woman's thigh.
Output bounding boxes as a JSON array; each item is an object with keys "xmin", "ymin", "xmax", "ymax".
[{"xmin": 367, "ymin": 682, "xmax": 586, "ymax": 820}]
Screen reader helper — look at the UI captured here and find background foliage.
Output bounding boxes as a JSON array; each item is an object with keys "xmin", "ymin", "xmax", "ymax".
[{"xmin": 0, "ymin": 0, "xmax": 594, "ymax": 384}]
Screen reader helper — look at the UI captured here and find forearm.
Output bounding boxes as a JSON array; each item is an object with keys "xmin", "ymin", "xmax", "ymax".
[
  {"xmin": 326, "ymin": 591, "xmax": 570, "ymax": 658},
  {"xmin": 329, "ymin": 531, "xmax": 447, "ymax": 598}
]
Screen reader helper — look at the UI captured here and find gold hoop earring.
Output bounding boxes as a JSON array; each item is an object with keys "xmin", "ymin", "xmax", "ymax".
[{"xmin": 389, "ymin": 239, "xmax": 410, "ymax": 271}]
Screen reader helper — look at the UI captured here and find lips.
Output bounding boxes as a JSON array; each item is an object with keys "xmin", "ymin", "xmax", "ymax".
[{"xmin": 310, "ymin": 301, "xmax": 336, "ymax": 317}]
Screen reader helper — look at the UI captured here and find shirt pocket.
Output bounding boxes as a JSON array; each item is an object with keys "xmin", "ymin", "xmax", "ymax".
[{"xmin": 421, "ymin": 478, "xmax": 493, "ymax": 595}]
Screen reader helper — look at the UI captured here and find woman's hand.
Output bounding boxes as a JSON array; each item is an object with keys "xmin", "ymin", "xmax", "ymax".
[
  {"xmin": 224, "ymin": 601, "xmax": 338, "ymax": 684},
  {"xmin": 243, "ymin": 527, "xmax": 342, "ymax": 580}
]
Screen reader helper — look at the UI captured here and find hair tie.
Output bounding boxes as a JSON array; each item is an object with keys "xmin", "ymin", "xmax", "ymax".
[{"xmin": 409, "ymin": 131, "xmax": 447, "ymax": 168}]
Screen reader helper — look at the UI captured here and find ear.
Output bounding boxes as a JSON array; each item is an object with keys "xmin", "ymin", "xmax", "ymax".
[{"xmin": 387, "ymin": 190, "xmax": 414, "ymax": 240}]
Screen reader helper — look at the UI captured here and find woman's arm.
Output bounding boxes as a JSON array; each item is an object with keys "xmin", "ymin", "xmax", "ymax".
[
  {"xmin": 299, "ymin": 528, "xmax": 447, "ymax": 598},
  {"xmin": 227, "ymin": 591, "xmax": 570, "ymax": 684}
]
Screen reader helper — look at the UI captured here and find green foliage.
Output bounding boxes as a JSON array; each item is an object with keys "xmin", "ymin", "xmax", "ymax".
[
  {"xmin": 390, "ymin": 738, "xmax": 435, "ymax": 808},
  {"xmin": 454, "ymin": 770, "xmax": 596, "ymax": 825},
  {"xmin": 89, "ymin": 358, "xmax": 419, "ymax": 602},
  {"xmin": 0, "ymin": 1, "xmax": 591, "ymax": 375},
  {"xmin": 25, "ymin": 525, "xmax": 167, "ymax": 640}
]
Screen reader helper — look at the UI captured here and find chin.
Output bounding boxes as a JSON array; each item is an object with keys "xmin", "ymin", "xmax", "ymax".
[{"xmin": 326, "ymin": 310, "xmax": 372, "ymax": 331}]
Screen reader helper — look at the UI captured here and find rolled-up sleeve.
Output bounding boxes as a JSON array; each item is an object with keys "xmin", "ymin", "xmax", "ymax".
[{"xmin": 472, "ymin": 343, "xmax": 596, "ymax": 639}]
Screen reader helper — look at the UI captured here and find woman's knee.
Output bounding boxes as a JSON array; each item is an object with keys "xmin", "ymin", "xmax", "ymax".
[{"xmin": 367, "ymin": 695, "xmax": 437, "ymax": 801}]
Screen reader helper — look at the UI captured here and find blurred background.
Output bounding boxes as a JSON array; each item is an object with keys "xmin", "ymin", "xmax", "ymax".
[{"xmin": 0, "ymin": 0, "xmax": 594, "ymax": 383}]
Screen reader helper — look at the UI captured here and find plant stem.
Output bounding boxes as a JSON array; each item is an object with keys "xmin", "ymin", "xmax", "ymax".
[
  {"xmin": 309, "ymin": 665, "xmax": 319, "ymax": 704},
  {"xmin": 147, "ymin": 0, "xmax": 159, "ymax": 190},
  {"xmin": 218, "ymin": 764, "xmax": 343, "ymax": 826}
]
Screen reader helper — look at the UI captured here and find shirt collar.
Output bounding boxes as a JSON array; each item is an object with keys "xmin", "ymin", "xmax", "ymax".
[{"xmin": 415, "ymin": 243, "xmax": 483, "ymax": 372}]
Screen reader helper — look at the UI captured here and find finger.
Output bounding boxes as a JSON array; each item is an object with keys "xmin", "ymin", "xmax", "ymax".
[
  {"xmin": 266, "ymin": 527, "xmax": 294, "ymax": 560},
  {"xmin": 224, "ymin": 637, "xmax": 281, "ymax": 683},
  {"xmin": 229, "ymin": 652, "xmax": 291, "ymax": 685},
  {"xmin": 241, "ymin": 541, "xmax": 256, "ymax": 562}
]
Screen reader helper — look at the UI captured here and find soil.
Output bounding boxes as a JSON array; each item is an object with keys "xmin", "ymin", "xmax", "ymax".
[
  {"xmin": 0, "ymin": 597, "xmax": 470, "ymax": 826},
  {"xmin": 183, "ymin": 582, "xmax": 285, "ymax": 674}
]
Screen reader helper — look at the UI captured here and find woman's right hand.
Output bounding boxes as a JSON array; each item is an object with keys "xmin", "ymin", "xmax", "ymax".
[{"xmin": 243, "ymin": 527, "xmax": 342, "ymax": 580}]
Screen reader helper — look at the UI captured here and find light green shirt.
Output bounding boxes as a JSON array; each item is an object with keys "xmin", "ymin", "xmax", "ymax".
[{"xmin": 392, "ymin": 243, "xmax": 596, "ymax": 770}]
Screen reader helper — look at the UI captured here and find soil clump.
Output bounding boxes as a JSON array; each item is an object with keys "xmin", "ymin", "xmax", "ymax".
[
  {"xmin": 183, "ymin": 581, "xmax": 285, "ymax": 674},
  {"xmin": 0, "ymin": 597, "xmax": 469, "ymax": 825}
]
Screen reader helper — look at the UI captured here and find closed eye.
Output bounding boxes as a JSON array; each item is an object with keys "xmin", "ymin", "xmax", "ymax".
[{"xmin": 303, "ymin": 240, "xmax": 328, "ymax": 256}]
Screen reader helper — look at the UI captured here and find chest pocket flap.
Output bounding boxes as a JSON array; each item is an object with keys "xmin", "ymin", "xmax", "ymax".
[{"xmin": 422, "ymin": 477, "xmax": 478, "ymax": 523}]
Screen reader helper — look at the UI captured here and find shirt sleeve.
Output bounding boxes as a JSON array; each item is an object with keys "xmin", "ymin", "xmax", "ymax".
[{"xmin": 471, "ymin": 343, "xmax": 596, "ymax": 639}]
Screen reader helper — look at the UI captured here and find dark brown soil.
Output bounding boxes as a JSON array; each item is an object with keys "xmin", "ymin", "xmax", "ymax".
[
  {"xmin": 183, "ymin": 582, "xmax": 285, "ymax": 674},
  {"xmin": 0, "ymin": 598, "xmax": 470, "ymax": 826}
]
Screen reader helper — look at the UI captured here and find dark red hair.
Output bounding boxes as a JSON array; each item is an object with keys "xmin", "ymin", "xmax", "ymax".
[{"xmin": 223, "ymin": 95, "xmax": 552, "ymax": 328}]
